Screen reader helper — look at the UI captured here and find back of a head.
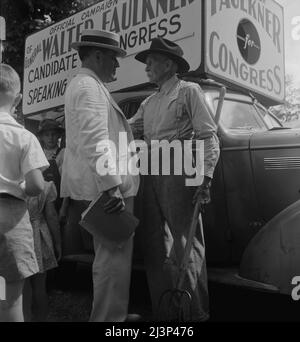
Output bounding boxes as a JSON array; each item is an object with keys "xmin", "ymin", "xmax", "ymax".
[
  {"xmin": 0, "ymin": 63, "xmax": 21, "ymax": 97},
  {"xmin": 78, "ymin": 46, "xmax": 109, "ymax": 62},
  {"xmin": 78, "ymin": 46, "xmax": 96, "ymax": 62}
]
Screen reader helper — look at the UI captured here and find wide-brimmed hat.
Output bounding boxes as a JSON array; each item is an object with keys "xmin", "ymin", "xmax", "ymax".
[
  {"xmin": 37, "ymin": 119, "xmax": 64, "ymax": 136},
  {"xmin": 71, "ymin": 29, "xmax": 126, "ymax": 58},
  {"xmin": 135, "ymin": 38, "xmax": 190, "ymax": 74}
]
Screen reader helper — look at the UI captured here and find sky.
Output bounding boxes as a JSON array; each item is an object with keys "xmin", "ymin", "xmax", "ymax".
[{"xmin": 277, "ymin": 0, "xmax": 300, "ymax": 87}]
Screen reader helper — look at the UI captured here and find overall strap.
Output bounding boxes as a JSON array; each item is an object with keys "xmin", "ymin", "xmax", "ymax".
[{"xmin": 175, "ymin": 81, "xmax": 192, "ymax": 122}]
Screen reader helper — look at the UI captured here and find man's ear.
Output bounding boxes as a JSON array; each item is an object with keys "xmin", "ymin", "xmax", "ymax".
[
  {"xmin": 164, "ymin": 59, "xmax": 171, "ymax": 71},
  {"xmin": 11, "ymin": 93, "xmax": 22, "ymax": 113},
  {"xmin": 95, "ymin": 50, "xmax": 103, "ymax": 63},
  {"xmin": 165, "ymin": 59, "xmax": 175, "ymax": 72}
]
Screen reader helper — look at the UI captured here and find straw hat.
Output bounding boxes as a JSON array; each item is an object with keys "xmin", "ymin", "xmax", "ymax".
[{"xmin": 71, "ymin": 29, "xmax": 126, "ymax": 58}]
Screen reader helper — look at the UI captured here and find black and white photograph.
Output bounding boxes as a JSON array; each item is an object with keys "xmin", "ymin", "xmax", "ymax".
[{"xmin": 0, "ymin": 0, "xmax": 300, "ymax": 326}]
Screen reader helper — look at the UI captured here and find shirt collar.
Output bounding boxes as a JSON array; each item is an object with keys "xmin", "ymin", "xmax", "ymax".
[
  {"xmin": 0, "ymin": 112, "xmax": 23, "ymax": 128},
  {"xmin": 159, "ymin": 75, "xmax": 179, "ymax": 95}
]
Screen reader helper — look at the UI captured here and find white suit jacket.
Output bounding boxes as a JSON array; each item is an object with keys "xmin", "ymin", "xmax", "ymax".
[{"xmin": 61, "ymin": 68, "xmax": 139, "ymax": 201}]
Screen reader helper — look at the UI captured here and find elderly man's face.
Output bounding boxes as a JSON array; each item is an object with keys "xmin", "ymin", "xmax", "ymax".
[
  {"xmin": 96, "ymin": 49, "xmax": 120, "ymax": 83},
  {"xmin": 145, "ymin": 54, "xmax": 170, "ymax": 85}
]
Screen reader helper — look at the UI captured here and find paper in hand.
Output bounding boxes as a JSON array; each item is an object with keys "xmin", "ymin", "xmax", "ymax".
[{"xmin": 79, "ymin": 192, "xmax": 139, "ymax": 243}]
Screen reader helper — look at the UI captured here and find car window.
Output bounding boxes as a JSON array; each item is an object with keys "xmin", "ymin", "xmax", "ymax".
[
  {"xmin": 255, "ymin": 105, "xmax": 282, "ymax": 129},
  {"xmin": 216, "ymin": 100, "xmax": 266, "ymax": 132},
  {"xmin": 119, "ymin": 100, "xmax": 143, "ymax": 119}
]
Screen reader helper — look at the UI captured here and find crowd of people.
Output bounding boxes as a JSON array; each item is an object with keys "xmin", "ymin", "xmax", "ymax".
[{"xmin": 0, "ymin": 29, "xmax": 220, "ymax": 322}]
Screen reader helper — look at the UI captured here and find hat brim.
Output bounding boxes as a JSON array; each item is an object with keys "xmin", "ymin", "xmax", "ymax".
[
  {"xmin": 37, "ymin": 127, "xmax": 65, "ymax": 136},
  {"xmin": 135, "ymin": 49, "xmax": 190, "ymax": 74},
  {"xmin": 71, "ymin": 41, "xmax": 127, "ymax": 58}
]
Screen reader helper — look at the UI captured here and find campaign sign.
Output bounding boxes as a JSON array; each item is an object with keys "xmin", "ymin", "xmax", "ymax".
[
  {"xmin": 205, "ymin": 0, "xmax": 285, "ymax": 104},
  {"xmin": 23, "ymin": 0, "xmax": 202, "ymax": 116}
]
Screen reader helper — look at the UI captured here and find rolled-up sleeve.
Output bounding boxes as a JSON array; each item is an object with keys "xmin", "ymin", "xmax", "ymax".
[
  {"xmin": 128, "ymin": 104, "xmax": 144, "ymax": 124},
  {"xmin": 75, "ymin": 78, "xmax": 122, "ymax": 191},
  {"xmin": 186, "ymin": 84, "xmax": 220, "ymax": 179},
  {"xmin": 21, "ymin": 132, "xmax": 49, "ymax": 175},
  {"xmin": 127, "ymin": 100, "xmax": 145, "ymax": 139}
]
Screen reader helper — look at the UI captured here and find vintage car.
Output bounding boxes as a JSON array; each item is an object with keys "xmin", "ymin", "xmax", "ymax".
[{"xmin": 61, "ymin": 79, "xmax": 300, "ymax": 296}]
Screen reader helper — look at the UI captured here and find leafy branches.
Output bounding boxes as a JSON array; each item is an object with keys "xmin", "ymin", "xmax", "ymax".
[{"xmin": 270, "ymin": 75, "xmax": 300, "ymax": 123}]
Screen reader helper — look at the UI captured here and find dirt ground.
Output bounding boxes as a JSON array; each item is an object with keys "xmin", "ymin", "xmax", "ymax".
[
  {"xmin": 48, "ymin": 290, "xmax": 91, "ymax": 322},
  {"xmin": 46, "ymin": 263, "xmax": 152, "ymax": 322},
  {"xmin": 46, "ymin": 262, "xmax": 300, "ymax": 322}
]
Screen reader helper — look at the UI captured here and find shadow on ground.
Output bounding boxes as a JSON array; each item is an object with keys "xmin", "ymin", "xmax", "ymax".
[{"xmin": 46, "ymin": 262, "xmax": 300, "ymax": 322}]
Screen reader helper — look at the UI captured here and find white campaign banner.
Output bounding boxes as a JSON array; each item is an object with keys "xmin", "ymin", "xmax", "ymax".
[
  {"xmin": 205, "ymin": 0, "xmax": 285, "ymax": 103},
  {"xmin": 0, "ymin": 16, "xmax": 5, "ymax": 40},
  {"xmin": 23, "ymin": 0, "xmax": 202, "ymax": 116}
]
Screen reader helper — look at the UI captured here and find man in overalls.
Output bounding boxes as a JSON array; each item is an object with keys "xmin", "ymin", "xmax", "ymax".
[{"xmin": 129, "ymin": 37, "xmax": 220, "ymax": 321}]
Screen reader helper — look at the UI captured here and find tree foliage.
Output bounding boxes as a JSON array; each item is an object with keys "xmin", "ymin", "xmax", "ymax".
[{"xmin": 270, "ymin": 75, "xmax": 300, "ymax": 123}]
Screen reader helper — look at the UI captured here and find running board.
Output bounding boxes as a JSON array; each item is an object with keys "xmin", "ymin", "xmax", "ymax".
[{"xmin": 208, "ymin": 268, "xmax": 280, "ymax": 293}]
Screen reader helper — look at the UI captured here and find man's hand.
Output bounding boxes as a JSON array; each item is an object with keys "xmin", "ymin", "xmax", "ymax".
[
  {"xmin": 192, "ymin": 177, "xmax": 212, "ymax": 208},
  {"xmin": 19, "ymin": 181, "xmax": 26, "ymax": 193},
  {"xmin": 104, "ymin": 186, "xmax": 125, "ymax": 214},
  {"xmin": 130, "ymin": 118, "xmax": 144, "ymax": 139}
]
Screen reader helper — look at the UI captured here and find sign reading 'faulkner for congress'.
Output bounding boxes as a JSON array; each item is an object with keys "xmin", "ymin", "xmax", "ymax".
[
  {"xmin": 0, "ymin": 16, "xmax": 5, "ymax": 40},
  {"xmin": 205, "ymin": 0, "xmax": 285, "ymax": 103},
  {"xmin": 23, "ymin": 0, "xmax": 201, "ymax": 116}
]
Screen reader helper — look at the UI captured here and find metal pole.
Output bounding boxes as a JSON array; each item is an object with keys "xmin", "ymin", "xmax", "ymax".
[
  {"xmin": 0, "ymin": 41, "xmax": 3, "ymax": 63},
  {"xmin": 0, "ymin": 16, "xmax": 6, "ymax": 63}
]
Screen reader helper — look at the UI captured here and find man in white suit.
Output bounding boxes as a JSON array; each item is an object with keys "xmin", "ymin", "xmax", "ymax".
[{"xmin": 61, "ymin": 30, "xmax": 139, "ymax": 322}]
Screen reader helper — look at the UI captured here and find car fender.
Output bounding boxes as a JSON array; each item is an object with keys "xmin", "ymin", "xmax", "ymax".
[{"xmin": 239, "ymin": 200, "xmax": 300, "ymax": 295}]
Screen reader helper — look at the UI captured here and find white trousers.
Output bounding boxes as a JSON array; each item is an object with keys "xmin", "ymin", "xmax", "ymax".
[{"xmin": 89, "ymin": 197, "xmax": 134, "ymax": 322}]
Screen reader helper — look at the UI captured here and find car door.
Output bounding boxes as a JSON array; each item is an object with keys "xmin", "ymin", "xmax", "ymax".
[
  {"xmin": 250, "ymin": 127, "xmax": 300, "ymax": 222},
  {"xmin": 217, "ymin": 98, "xmax": 265, "ymax": 263}
]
